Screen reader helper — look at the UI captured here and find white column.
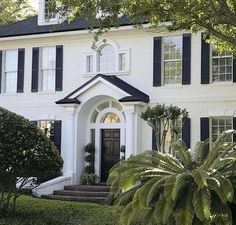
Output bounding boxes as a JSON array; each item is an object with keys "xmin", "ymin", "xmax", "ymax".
[
  {"xmin": 63, "ymin": 104, "xmax": 78, "ymax": 183},
  {"xmin": 124, "ymin": 105, "xmax": 136, "ymax": 159}
]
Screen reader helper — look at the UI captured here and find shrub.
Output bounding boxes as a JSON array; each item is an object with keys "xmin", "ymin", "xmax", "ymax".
[
  {"xmin": 80, "ymin": 173, "xmax": 97, "ymax": 185},
  {"xmin": 85, "ymin": 165, "xmax": 95, "ymax": 173},
  {"xmin": 0, "ymin": 107, "xmax": 63, "ymax": 213}
]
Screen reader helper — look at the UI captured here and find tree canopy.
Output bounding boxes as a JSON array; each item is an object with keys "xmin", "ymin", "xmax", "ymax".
[
  {"xmin": 0, "ymin": 0, "xmax": 35, "ymax": 25},
  {"xmin": 57, "ymin": 0, "xmax": 236, "ymax": 52}
]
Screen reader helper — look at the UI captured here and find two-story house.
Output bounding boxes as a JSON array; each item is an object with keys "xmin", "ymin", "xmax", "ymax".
[{"xmin": 0, "ymin": 0, "xmax": 235, "ymax": 196}]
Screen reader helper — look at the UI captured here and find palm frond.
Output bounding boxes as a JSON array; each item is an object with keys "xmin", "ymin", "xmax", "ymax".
[
  {"xmin": 164, "ymin": 173, "xmax": 189, "ymax": 201},
  {"xmin": 175, "ymin": 189, "xmax": 194, "ymax": 225},
  {"xmin": 193, "ymin": 188, "xmax": 212, "ymax": 222},
  {"xmin": 191, "ymin": 169, "xmax": 208, "ymax": 188}
]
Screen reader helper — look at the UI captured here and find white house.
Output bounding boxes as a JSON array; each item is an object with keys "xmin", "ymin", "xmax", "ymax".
[{"xmin": 0, "ymin": 0, "xmax": 235, "ymax": 196}]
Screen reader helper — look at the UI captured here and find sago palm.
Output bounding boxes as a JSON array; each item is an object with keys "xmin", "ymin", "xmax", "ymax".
[{"xmin": 107, "ymin": 130, "xmax": 236, "ymax": 225}]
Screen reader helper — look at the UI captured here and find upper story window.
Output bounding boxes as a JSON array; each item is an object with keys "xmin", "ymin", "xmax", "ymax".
[
  {"xmin": 99, "ymin": 45, "xmax": 115, "ymax": 72},
  {"xmin": 210, "ymin": 117, "xmax": 233, "ymax": 145},
  {"xmin": 38, "ymin": 0, "xmax": 65, "ymax": 26},
  {"xmin": 211, "ymin": 45, "xmax": 233, "ymax": 83},
  {"xmin": 84, "ymin": 41, "xmax": 130, "ymax": 75},
  {"xmin": 44, "ymin": 0, "xmax": 57, "ymax": 19},
  {"xmin": 163, "ymin": 36, "xmax": 182, "ymax": 85},
  {"xmin": 2, "ymin": 50, "xmax": 18, "ymax": 93},
  {"xmin": 40, "ymin": 47, "xmax": 56, "ymax": 92}
]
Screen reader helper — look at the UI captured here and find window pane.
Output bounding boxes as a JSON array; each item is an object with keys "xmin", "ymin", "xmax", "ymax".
[
  {"xmin": 42, "ymin": 47, "xmax": 56, "ymax": 69},
  {"xmin": 86, "ymin": 55, "xmax": 93, "ymax": 73},
  {"xmin": 5, "ymin": 50, "xmax": 18, "ymax": 71},
  {"xmin": 5, "ymin": 72, "xmax": 17, "ymax": 93},
  {"xmin": 99, "ymin": 45, "xmax": 115, "ymax": 72},
  {"xmin": 119, "ymin": 53, "xmax": 126, "ymax": 71},
  {"xmin": 97, "ymin": 101, "xmax": 109, "ymax": 111},
  {"xmin": 101, "ymin": 112, "xmax": 120, "ymax": 124},
  {"xmin": 42, "ymin": 69, "xmax": 55, "ymax": 91},
  {"xmin": 39, "ymin": 120, "xmax": 54, "ymax": 138}
]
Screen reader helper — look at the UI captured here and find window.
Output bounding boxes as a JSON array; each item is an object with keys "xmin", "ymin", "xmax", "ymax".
[
  {"xmin": 44, "ymin": 0, "xmax": 57, "ymax": 20},
  {"xmin": 2, "ymin": 50, "xmax": 18, "ymax": 93},
  {"xmin": 38, "ymin": 120, "xmax": 55, "ymax": 139},
  {"xmin": 211, "ymin": 117, "xmax": 233, "ymax": 145},
  {"xmin": 98, "ymin": 45, "xmax": 115, "ymax": 72},
  {"xmin": 101, "ymin": 112, "xmax": 121, "ymax": 124},
  {"xmin": 84, "ymin": 41, "xmax": 130, "ymax": 75},
  {"xmin": 211, "ymin": 45, "xmax": 233, "ymax": 83},
  {"xmin": 163, "ymin": 36, "xmax": 182, "ymax": 84},
  {"xmin": 40, "ymin": 47, "xmax": 56, "ymax": 91},
  {"xmin": 86, "ymin": 55, "xmax": 93, "ymax": 73}
]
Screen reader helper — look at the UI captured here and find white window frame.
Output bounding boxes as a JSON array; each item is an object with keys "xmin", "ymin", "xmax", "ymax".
[
  {"xmin": 162, "ymin": 36, "xmax": 183, "ymax": 86},
  {"xmin": 39, "ymin": 46, "xmax": 56, "ymax": 93},
  {"xmin": 38, "ymin": 0, "xmax": 66, "ymax": 26},
  {"xmin": 210, "ymin": 44, "xmax": 233, "ymax": 84},
  {"xmin": 83, "ymin": 40, "xmax": 130, "ymax": 76},
  {"xmin": 1, "ymin": 49, "xmax": 18, "ymax": 94},
  {"xmin": 210, "ymin": 116, "xmax": 233, "ymax": 148}
]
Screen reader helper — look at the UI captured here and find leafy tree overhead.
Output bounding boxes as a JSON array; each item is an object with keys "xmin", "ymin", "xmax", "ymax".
[
  {"xmin": 0, "ymin": 107, "xmax": 63, "ymax": 213},
  {"xmin": 56, "ymin": 0, "xmax": 236, "ymax": 52},
  {"xmin": 0, "ymin": 0, "xmax": 35, "ymax": 25},
  {"xmin": 107, "ymin": 130, "xmax": 236, "ymax": 225}
]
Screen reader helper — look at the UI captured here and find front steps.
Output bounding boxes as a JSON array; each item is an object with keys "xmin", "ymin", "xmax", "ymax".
[{"xmin": 41, "ymin": 184, "xmax": 110, "ymax": 204}]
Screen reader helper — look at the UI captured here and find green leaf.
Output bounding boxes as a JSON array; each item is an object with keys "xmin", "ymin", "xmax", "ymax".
[
  {"xmin": 191, "ymin": 169, "xmax": 208, "ymax": 188},
  {"xmin": 175, "ymin": 190, "xmax": 194, "ymax": 225},
  {"xmin": 164, "ymin": 173, "xmax": 189, "ymax": 201},
  {"xmin": 193, "ymin": 188, "xmax": 212, "ymax": 222}
]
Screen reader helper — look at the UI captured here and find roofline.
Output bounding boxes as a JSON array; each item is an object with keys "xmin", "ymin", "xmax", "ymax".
[{"xmin": 0, "ymin": 22, "xmax": 171, "ymax": 41}]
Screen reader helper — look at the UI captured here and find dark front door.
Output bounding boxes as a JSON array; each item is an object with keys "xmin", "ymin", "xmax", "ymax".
[{"xmin": 101, "ymin": 129, "xmax": 120, "ymax": 182}]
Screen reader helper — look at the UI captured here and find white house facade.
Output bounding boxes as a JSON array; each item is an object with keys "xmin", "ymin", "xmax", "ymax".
[{"xmin": 0, "ymin": 0, "xmax": 235, "ymax": 196}]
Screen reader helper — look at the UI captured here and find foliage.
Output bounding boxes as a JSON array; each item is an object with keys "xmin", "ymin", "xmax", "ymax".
[
  {"xmin": 141, "ymin": 104, "xmax": 188, "ymax": 153},
  {"xmin": 81, "ymin": 143, "xmax": 96, "ymax": 183},
  {"xmin": 56, "ymin": 0, "xmax": 236, "ymax": 52},
  {"xmin": 107, "ymin": 130, "xmax": 236, "ymax": 225},
  {"xmin": 0, "ymin": 0, "xmax": 36, "ymax": 25},
  {"xmin": 80, "ymin": 173, "xmax": 97, "ymax": 185},
  {"xmin": 0, "ymin": 107, "xmax": 63, "ymax": 213},
  {"xmin": 0, "ymin": 195, "xmax": 120, "ymax": 225}
]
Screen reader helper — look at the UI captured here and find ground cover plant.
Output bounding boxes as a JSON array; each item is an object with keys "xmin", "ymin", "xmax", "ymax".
[{"xmin": 0, "ymin": 195, "xmax": 120, "ymax": 225}]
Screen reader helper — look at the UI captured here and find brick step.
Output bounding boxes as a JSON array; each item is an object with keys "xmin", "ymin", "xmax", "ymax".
[
  {"xmin": 53, "ymin": 190, "xmax": 109, "ymax": 197},
  {"xmin": 42, "ymin": 194, "xmax": 107, "ymax": 204},
  {"xmin": 64, "ymin": 185, "xmax": 110, "ymax": 192}
]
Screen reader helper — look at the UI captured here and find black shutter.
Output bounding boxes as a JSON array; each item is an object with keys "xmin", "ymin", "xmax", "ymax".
[
  {"xmin": 31, "ymin": 121, "xmax": 38, "ymax": 126},
  {"xmin": 200, "ymin": 117, "xmax": 209, "ymax": 141},
  {"xmin": 54, "ymin": 120, "xmax": 62, "ymax": 154},
  {"xmin": 201, "ymin": 33, "xmax": 210, "ymax": 84},
  {"xmin": 233, "ymin": 55, "xmax": 236, "ymax": 83},
  {"xmin": 152, "ymin": 129, "xmax": 157, "ymax": 150},
  {"xmin": 17, "ymin": 48, "xmax": 25, "ymax": 93},
  {"xmin": 182, "ymin": 34, "xmax": 191, "ymax": 85},
  {"xmin": 56, "ymin": 45, "xmax": 63, "ymax": 91},
  {"xmin": 31, "ymin": 47, "xmax": 39, "ymax": 92},
  {"xmin": 182, "ymin": 118, "xmax": 191, "ymax": 148},
  {"xmin": 153, "ymin": 37, "xmax": 162, "ymax": 86},
  {"xmin": 233, "ymin": 117, "xmax": 236, "ymax": 143},
  {"xmin": 0, "ymin": 51, "xmax": 2, "ymax": 93}
]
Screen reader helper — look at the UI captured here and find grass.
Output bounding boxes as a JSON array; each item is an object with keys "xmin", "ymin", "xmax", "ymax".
[{"xmin": 0, "ymin": 195, "xmax": 120, "ymax": 225}]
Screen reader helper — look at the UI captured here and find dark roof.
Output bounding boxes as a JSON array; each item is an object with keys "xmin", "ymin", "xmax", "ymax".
[
  {"xmin": 56, "ymin": 74, "xmax": 149, "ymax": 105},
  {"xmin": 0, "ymin": 15, "xmax": 131, "ymax": 38}
]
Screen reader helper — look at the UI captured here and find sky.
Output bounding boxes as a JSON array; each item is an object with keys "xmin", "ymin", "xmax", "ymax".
[{"xmin": 29, "ymin": 0, "xmax": 39, "ymax": 10}]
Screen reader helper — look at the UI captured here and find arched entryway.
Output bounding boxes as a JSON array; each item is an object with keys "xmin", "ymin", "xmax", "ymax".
[{"xmin": 88, "ymin": 99, "xmax": 126, "ymax": 181}]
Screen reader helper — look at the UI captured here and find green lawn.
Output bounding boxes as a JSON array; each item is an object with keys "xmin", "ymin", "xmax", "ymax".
[{"xmin": 0, "ymin": 195, "xmax": 120, "ymax": 225}]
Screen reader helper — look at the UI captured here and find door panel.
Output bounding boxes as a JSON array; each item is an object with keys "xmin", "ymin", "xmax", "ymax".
[{"xmin": 101, "ymin": 129, "xmax": 120, "ymax": 182}]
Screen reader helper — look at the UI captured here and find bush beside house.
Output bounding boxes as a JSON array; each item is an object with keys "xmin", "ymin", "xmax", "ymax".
[{"xmin": 0, "ymin": 107, "xmax": 63, "ymax": 213}]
